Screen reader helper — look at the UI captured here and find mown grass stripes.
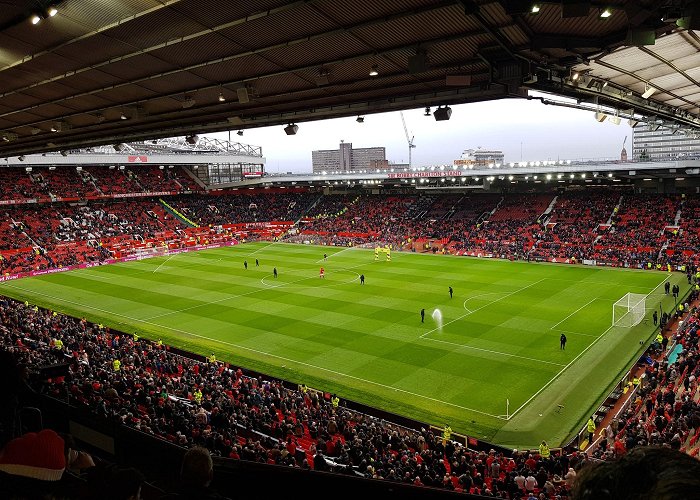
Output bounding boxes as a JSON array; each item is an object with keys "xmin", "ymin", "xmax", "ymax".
[{"xmin": 0, "ymin": 242, "xmax": 686, "ymax": 448}]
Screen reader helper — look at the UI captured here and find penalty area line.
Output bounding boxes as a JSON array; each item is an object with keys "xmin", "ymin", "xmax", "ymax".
[
  {"xmin": 0, "ymin": 281, "xmax": 506, "ymax": 421},
  {"xmin": 152, "ymin": 255, "xmax": 175, "ymax": 273}
]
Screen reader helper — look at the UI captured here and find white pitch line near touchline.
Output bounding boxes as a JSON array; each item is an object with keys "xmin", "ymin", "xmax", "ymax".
[
  {"xmin": 0, "ymin": 282, "xmax": 505, "ymax": 420},
  {"xmin": 549, "ymin": 298, "xmax": 598, "ymax": 331},
  {"xmin": 420, "ymin": 278, "xmax": 547, "ymax": 339},
  {"xmin": 422, "ymin": 337, "xmax": 566, "ymax": 367},
  {"xmin": 315, "ymin": 246, "xmax": 357, "ymax": 263},
  {"xmin": 506, "ymin": 272, "xmax": 672, "ymax": 420},
  {"xmin": 152, "ymin": 254, "xmax": 175, "ymax": 273}
]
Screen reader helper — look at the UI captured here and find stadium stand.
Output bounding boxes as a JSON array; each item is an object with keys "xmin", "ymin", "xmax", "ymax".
[
  {"xmin": 2, "ymin": 190, "xmax": 700, "ymax": 278},
  {"xmin": 2, "ymin": 186, "xmax": 700, "ymax": 499},
  {"xmin": 1, "ymin": 291, "xmax": 698, "ymax": 498}
]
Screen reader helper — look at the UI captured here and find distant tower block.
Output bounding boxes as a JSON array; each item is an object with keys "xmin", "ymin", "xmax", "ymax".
[{"xmin": 621, "ymin": 135, "xmax": 628, "ymax": 162}]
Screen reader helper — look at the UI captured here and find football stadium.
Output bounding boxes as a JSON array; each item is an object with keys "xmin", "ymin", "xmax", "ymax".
[{"xmin": 2, "ymin": 1, "xmax": 700, "ymax": 499}]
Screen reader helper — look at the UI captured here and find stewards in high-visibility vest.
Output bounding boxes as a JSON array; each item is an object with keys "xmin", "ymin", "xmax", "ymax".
[
  {"xmin": 194, "ymin": 388, "xmax": 203, "ymax": 404},
  {"xmin": 331, "ymin": 394, "xmax": 339, "ymax": 409},
  {"xmin": 539, "ymin": 441, "xmax": 550, "ymax": 459},
  {"xmin": 587, "ymin": 417, "xmax": 596, "ymax": 442},
  {"xmin": 443, "ymin": 424, "xmax": 452, "ymax": 443},
  {"xmin": 113, "ymin": 359, "xmax": 121, "ymax": 372}
]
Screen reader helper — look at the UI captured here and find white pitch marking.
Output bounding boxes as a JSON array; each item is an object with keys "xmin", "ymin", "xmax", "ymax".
[
  {"xmin": 549, "ymin": 298, "xmax": 598, "ymax": 331},
  {"xmin": 152, "ymin": 254, "xmax": 175, "ymax": 273},
  {"xmin": 0, "ymin": 282, "xmax": 505, "ymax": 420}
]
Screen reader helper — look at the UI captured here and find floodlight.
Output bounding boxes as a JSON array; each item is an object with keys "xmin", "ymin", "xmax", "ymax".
[
  {"xmin": 642, "ymin": 84, "xmax": 656, "ymax": 99},
  {"xmin": 284, "ymin": 123, "xmax": 298, "ymax": 135},
  {"xmin": 369, "ymin": 65, "xmax": 379, "ymax": 77}
]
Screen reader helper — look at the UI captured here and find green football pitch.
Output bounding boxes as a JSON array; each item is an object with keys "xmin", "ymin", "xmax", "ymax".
[{"xmin": 0, "ymin": 242, "xmax": 688, "ymax": 448}]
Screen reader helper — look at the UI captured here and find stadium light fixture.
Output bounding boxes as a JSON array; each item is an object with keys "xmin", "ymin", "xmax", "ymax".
[
  {"xmin": 642, "ymin": 84, "xmax": 656, "ymax": 99},
  {"xmin": 369, "ymin": 65, "xmax": 379, "ymax": 77},
  {"xmin": 31, "ymin": 14, "xmax": 41, "ymax": 24},
  {"xmin": 218, "ymin": 92, "xmax": 225, "ymax": 102},
  {"xmin": 530, "ymin": 4, "xmax": 541, "ymax": 14},
  {"xmin": 120, "ymin": 112, "xmax": 127, "ymax": 120},
  {"xmin": 237, "ymin": 130, "xmax": 243, "ymax": 136},
  {"xmin": 356, "ymin": 115, "xmax": 364, "ymax": 123},
  {"xmin": 508, "ymin": 175, "xmax": 514, "ymax": 180},
  {"xmin": 600, "ymin": 7, "xmax": 612, "ymax": 18},
  {"xmin": 284, "ymin": 123, "xmax": 298, "ymax": 135}
]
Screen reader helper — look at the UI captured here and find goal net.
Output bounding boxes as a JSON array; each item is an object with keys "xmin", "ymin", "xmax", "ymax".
[{"xmin": 612, "ymin": 292, "xmax": 646, "ymax": 327}]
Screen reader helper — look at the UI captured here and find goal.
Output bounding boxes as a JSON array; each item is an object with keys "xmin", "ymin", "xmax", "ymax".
[
  {"xmin": 612, "ymin": 293, "xmax": 646, "ymax": 327},
  {"xmin": 130, "ymin": 245, "xmax": 169, "ymax": 261}
]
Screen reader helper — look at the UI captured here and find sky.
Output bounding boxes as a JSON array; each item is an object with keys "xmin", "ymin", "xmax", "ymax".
[{"xmin": 206, "ymin": 93, "xmax": 632, "ymax": 174}]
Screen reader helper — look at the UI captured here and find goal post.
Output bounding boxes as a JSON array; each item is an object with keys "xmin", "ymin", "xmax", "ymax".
[{"xmin": 612, "ymin": 292, "xmax": 646, "ymax": 327}]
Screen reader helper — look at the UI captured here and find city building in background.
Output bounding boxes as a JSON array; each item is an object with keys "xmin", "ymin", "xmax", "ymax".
[
  {"xmin": 312, "ymin": 141, "xmax": 386, "ymax": 173},
  {"xmin": 453, "ymin": 148, "xmax": 505, "ymax": 168},
  {"xmin": 633, "ymin": 125, "xmax": 700, "ymax": 161}
]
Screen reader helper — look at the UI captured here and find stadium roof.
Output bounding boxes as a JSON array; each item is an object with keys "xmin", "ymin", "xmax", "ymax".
[{"xmin": 0, "ymin": 0, "xmax": 699, "ymax": 157}]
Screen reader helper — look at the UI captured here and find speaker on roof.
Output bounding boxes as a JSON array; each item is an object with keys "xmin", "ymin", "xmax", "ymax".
[
  {"xmin": 626, "ymin": 28, "xmax": 656, "ymax": 46},
  {"xmin": 433, "ymin": 106, "xmax": 452, "ymax": 121},
  {"xmin": 237, "ymin": 87, "xmax": 250, "ymax": 104},
  {"xmin": 185, "ymin": 135, "xmax": 199, "ymax": 145}
]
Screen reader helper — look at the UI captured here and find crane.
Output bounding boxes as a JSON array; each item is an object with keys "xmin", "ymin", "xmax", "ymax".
[{"xmin": 400, "ymin": 111, "xmax": 416, "ymax": 168}]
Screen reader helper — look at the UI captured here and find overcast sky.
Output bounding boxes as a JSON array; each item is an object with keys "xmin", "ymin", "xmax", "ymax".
[{"xmin": 206, "ymin": 93, "xmax": 632, "ymax": 173}]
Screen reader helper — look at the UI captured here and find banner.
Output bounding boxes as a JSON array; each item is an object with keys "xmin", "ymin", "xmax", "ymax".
[
  {"xmin": 127, "ymin": 155, "xmax": 148, "ymax": 163},
  {"xmin": 387, "ymin": 171, "xmax": 462, "ymax": 179}
]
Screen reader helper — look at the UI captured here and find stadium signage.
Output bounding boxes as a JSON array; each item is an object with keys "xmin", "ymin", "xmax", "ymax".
[
  {"xmin": 127, "ymin": 155, "xmax": 148, "ymax": 162},
  {"xmin": 387, "ymin": 171, "xmax": 462, "ymax": 178},
  {"xmin": 111, "ymin": 191, "xmax": 175, "ymax": 198}
]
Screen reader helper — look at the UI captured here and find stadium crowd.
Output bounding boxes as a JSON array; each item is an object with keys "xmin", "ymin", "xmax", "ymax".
[
  {"xmin": 2, "ymin": 181, "xmax": 700, "ymax": 277},
  {"xmin": 0, "ymin": 288, "xmax": 698, "ymax": 499}
]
